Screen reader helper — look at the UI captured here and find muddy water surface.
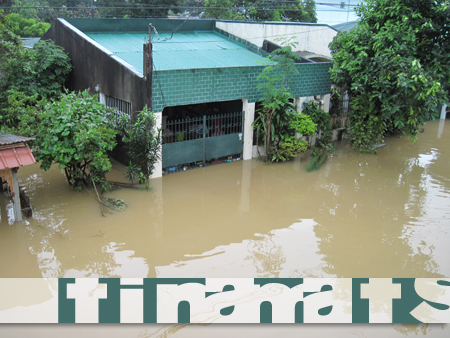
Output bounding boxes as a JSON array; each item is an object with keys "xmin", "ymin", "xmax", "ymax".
[{"xmin": 0, "ymin": 119, "xmax": 449, "ymax": 337}]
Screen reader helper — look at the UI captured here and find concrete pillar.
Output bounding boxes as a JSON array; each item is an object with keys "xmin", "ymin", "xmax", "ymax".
[
  {"xmin": 242, "ymin": 99, "xmax": 255, "ymax": 160},
  {"xmin": 151, "ymin": 112, "xmax": 163, "ymax": 179},
  {"xmin": 294, "ymin": 97, "xmax": 309, "ymax": 113},
  {"xmin": 321, "ymin": 94, "xmax": 331, "ymax": 113},
  {"xmin": 12, "ymin": 168, "xmax": 22, "ymax": 222},
  {"xmin": 440, "ymin": 104, "xmax": 447, "ymax": 120},
  {"xmin": 98, "ymin": 92, "xmax": 106, "ymax": 105}
]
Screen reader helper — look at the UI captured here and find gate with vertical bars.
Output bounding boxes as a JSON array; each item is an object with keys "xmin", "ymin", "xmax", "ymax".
[{"xmin": 162, "ymin": 112, "xmax": 244, "ymax": 168}]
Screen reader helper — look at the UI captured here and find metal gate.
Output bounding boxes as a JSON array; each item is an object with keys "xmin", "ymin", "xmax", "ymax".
[{"xmin": 162, "ymin": 112, "xmax": 244, "ymax": 168}]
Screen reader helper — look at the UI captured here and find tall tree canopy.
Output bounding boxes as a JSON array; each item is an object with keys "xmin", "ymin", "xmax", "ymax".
[
  {"xmin": 1, "ymin": 0, "xmax": 317, "ymax": 22},
  {"xmin": 330, "ymin": 0, "xmax": 450, "ymax": 152},
  {"xmin": 204, "ymin": 0, "xmax": 317, "ymax": 22}
]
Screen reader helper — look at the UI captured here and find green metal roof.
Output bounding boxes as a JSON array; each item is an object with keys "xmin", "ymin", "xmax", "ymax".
[{"xmin": 86, "ymin": 31, "xmax": 269, "ymax": 72}]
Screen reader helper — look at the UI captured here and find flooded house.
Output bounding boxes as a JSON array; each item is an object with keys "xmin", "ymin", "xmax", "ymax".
[{"xmin": 43, "ymin": 18, "xmax": 335, "ymax": 178}]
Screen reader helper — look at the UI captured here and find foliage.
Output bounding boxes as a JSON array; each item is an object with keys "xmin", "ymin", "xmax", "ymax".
[
  {"xmin": 288, "ymin": 113, "xmax": 317, "ymax": 136},
  {"xmin": 302, "ymin": 100, "xmax": 333, "ymax": 149},
  {"xmin": 302, "ymin": 100, "xmax": 335, "ymax": 171},
  {"xmin": 6, "ymin": 12, "xmax": 50, "ymax": 37},
  {"xmin": 306, "ymin": 147, "xmax": 328, "ymax": 172},
  {"xmin": 0, "ymin": 91, "xmax": 46, "ymax": 136},
  {"xmin": 253, "ymin": 39, "xmax": 316, "ymax": 162},
  {"xmin": 95, "ymin": 0, "xmax": 184, "ymax": 19},
  {"xmin": 110, "ymin": 108, "xmax": 162, "ymax": 185},
  {"xmin": 35, "ymin": 91, "xmax": 118, "ymax": 190},
  {"xmin": 203, "ymin": 0, "xmax": 245, "ymax": 20},
  {"xmin": 2, "ymin": 0, "xmax": 316, "ymax": 22},
  {"xmin": 7, "ymin": 39, "xmax": 72, "ymax": 99},
  {"xmin": 0, "ymin": 14, "xmax": 71, "ymax": 133},
  {"xmin": 204, "ymin": 0, "xmax": 317, "ymax": 22},
  {"xmin": 329, "ymin": 87, "xmax": 342, "ymax": 117},
  {"xmin": 104, "ymin": 198, "xmax": 127, "ymax": 211},
  {"xmin": 0, "ymin": 10, "xmax": 22, "ymax": 80},
  {"xmin": 1, "ymin": 1, "xmax": 101, "ymax": 23},
  {"xmin": 329, "ymin": 0, "xmax": 450, "ymax": 153},
  {"xmin": 271, "ymin": 136, "xmax": 308, "ymax": 162},
  {"xmin": 124, "ymin": 161, "xmax": 141, "ymax": 183},
  {"xmin": 0, "ymin": 28, "xmax": 71, "ymax": 129}
]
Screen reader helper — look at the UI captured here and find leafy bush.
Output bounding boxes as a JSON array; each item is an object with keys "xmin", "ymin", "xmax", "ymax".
[
  {"xmin": 6, "ymin": 13, "xmax": 50, "ymax": 37},
  {"xmin": 302, "ymin": 100, "xmax": 333, "ymax": 148},
  {"xmin": 35, "ymin": 91, "xmax": 118, "ymax": 190},
  {"xmin": 302, "ymin": 100, "xmax": 335, "ymax": 171},
  {"xmin": 0, "ymin": 91, "xmax": 46, "ymax": 137},
  {"xmin": 7, "ymin": 39, "xmax": 72, "ymax": 99},
  {"xmin": 288, "ymin": 113, "xmax": 317, "ymax": 136},
  {"xmin": 110, "ymin": 109, "xmax": 162, "ymax": 185},
  {"xmin": 271, "ymin": 137, "xmax": 308, "ymax": 162}
]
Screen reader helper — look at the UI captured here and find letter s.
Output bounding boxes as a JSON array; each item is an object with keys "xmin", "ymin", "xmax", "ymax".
[{"xmin": 410, "ymin": 278, "xmax": 450, "ymax": 323}]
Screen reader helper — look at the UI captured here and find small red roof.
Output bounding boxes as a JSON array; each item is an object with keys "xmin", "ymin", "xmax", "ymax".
[{"xmin": 0, "ymin": 146, "xmax": 36, "ymax": 170}]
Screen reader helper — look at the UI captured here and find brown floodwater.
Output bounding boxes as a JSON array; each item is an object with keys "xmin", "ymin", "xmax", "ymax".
[{"xmin": 0, "ymin": 119, "xmax": 449, "ymax": 337}]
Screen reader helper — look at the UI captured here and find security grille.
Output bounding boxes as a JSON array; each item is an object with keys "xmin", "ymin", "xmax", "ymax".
[{"xmin": 104, "ymin": 95, "xmax": 132, "ymax": 119}]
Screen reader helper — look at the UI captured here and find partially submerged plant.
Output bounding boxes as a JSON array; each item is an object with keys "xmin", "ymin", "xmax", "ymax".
[{"xmin": 124, "ymin": 161, "xmax": 141, "ymax": 183}]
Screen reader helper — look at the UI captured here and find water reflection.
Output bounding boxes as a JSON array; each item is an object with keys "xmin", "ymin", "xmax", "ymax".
[{"xmin": 0, "ymin": 120, "xmax": 448, "ymax": 283}]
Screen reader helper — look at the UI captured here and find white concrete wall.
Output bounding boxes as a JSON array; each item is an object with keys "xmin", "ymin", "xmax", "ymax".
[
  {"xmin": 216, "ymin": 22, "xmax": 337, "ymax": 59},
  {"xmin": 242, "ymin": 99, "xmax": 255, "ymax": 160},
  {"xmin": 321, "ymin": 94, "xmax": 331, "ymax": 113},
  {"xmin": 441, "ymin": 104, "xmax": 447, "ymax": 120},
  {"xmin": 150, "ymin": 112, "xmax": 163, "ymax": 179}
]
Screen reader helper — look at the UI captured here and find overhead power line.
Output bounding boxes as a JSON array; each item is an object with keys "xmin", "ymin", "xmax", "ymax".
[{"xmin": 1, "ymin": 5, "xmax": 357, "ymax": 13}]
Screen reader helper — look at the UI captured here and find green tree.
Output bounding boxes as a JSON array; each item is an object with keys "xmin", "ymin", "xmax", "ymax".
[
  {"xmin": 0, "ymin": 9, "xmax": 21, "ymax": 58},
  {"xmin": 329, "ymin": 0, "xmax": 450, "ymax": 153},
  {"xmin": 203, "ymin": 0, "xmax": 244, "ymax": 20},
  {"xmin": 0, "ymin": 37, "xmax": 72, "ymax": 132},
  {"xmin": 6, "ymin": 13, "xmax": 50, "ymax": 37},
  {"xmin": 204, "ymin": 0, "xmax": 317, "ymax": 22},
  {"xmin": 1, "ymin": 10, "xmax": 71, "ymax": 136},
  {"xmin": 253, "ymin": 39, "xmax": 316, "ymax": 162},
  {"xmin": 95, "ymin": 0, "xmax": 184, "ymax": 18},
  {"xmin": 35, "ymin": 91, "xmax": 118, "ymax": 189}
]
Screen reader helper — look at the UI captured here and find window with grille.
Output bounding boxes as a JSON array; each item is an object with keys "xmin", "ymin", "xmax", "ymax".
[{"xmin": 103, "ymin": 95, "xmax": 132, "ymax": 119}]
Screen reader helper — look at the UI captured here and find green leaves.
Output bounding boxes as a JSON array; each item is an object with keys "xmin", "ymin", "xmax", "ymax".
[
  {"xmin": 329, "ymin": 0, "xmax": 449, "ymax": 152},
  {"xmin": 108, "ymin": 108, "xmax": 162, "ymax": 185},
  {"xmin": 0, "ymin": 14, "xmax": 72, "ymax": 135},
  {"xmin": 34, "ymin": 91, "xmax": 118, "ymax": 188},
  {"xmin": 253, "ymin": 39, "xmax": 314, "ymax": 163},
  {"xmin": 203, "ymin": 0, "xmax": 317, "ymax": 23}
]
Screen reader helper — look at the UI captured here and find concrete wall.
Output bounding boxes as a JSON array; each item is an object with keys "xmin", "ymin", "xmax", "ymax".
[
  {"xmin": 152, "ymin": 62, "xmax": 332, "ymax": 112},
  {"xmin": 43, "ymin": 19, "xmax": 148, "ymax": 120},
  {"xmin": 216, "ymin": 21, "xmax": 338, "ymax": 59}
]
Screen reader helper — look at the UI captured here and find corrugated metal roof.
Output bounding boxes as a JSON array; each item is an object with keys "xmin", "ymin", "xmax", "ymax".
[
  {"xmin": 21, "ymin": 37, "xmax": 41, "ymax": 48},
  {"xmin": 0, "ymin": 134, "xmax": 35, "ymax": 146},
  {"xmin": 333, "ymin": 20, "xmax": 359, "ymax": 32},
  {"xmin": 0, "ymin": 146, "xmax": 36, "ymax": 170},
  {"xmin": 86, "ymin": 31, "xmax": 269, "ymax": 71}
]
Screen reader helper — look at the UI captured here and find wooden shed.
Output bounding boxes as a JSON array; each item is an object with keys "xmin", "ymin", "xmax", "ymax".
[{"xmin": 0, "ymin": 134, "xmax": 36, "ymax": 222}]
